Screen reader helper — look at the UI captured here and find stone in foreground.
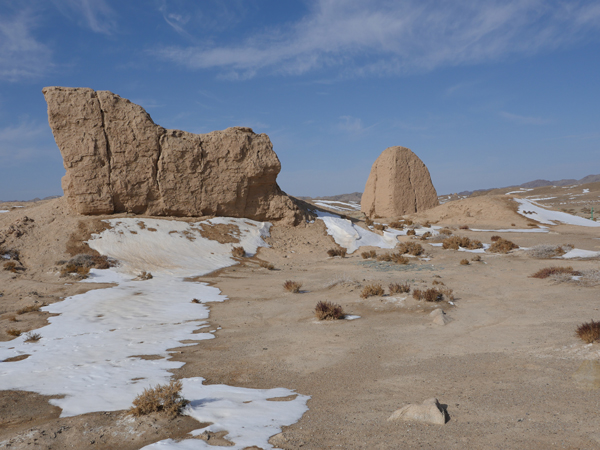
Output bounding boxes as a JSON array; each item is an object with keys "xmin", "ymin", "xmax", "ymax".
[
  {"xmin": 361, "ymin": 146, "xmax": 438, "ymax": 218},
  {"xmin": 388, "ymin": 398, "xmax": 448, "ymax": 425},
  {"xmin": 43, "ymin": 87, "xmax": 305, "ymax": 225}
]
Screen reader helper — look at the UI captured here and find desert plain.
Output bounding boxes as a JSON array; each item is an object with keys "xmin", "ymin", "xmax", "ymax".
[{"xmin": 1, "ymin": 180, "xmax": 600, "ymax": 449}]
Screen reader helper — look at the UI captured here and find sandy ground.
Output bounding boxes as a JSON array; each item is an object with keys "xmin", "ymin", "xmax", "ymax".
[{"xmin": 1, "ymin": 193, "xmax": 600, "ymax": 449}]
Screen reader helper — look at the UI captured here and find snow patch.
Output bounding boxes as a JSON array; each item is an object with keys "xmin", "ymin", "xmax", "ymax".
[
  {"xmin": 318, "ymin": 216, "xmax": 397, "ymax": 253},
  {"xmin": 514, "ymin": 199, "xmax": 600, "ymax": 227}
]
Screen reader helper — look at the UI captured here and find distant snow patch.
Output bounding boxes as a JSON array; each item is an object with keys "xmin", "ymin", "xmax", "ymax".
[
  {"xmin": 318, "ymin": 216, "xmax": 397, "ymax": 253},
  {"xmin": 514, "ymin": 198, "xmax": 600, "ymax": 227}
]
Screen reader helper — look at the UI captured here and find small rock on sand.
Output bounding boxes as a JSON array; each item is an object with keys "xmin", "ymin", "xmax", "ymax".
[
  {"xmin": 430, "ymin": 308, "xmax": 451, "ymax": 325},
  {"xmin": 388, "ymin": 398, "xmax": 448, "ymax": 425}
]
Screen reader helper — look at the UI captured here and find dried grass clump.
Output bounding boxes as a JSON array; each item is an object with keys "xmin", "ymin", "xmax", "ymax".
[
  {"xmin": 138, "ymin": 271, "xmax": 153, "ymax": 280},
  {"xmin": 373, "ymin": 223, "xmax": 386, "ymax": 231},
  {"xmin": 460, "ymin": 259, "xmax": 470, "ymax": 265},
  {"xmin": 413, "ymin": 287, "xmax": 447, "ymax": 302},
  {"xmin": 530, "ymin": 266, "xmax": 581, "ymax": 279},
  {"xmin": 17, "ymin": 304, "xmax": 44, "ymax": 315},
  {"xmin": 7, "ymin": 328, "xmax": 21, "ymax": 337},
  {"xmin": 432, "ymin": 280, "xmax": 444, "ymax": 285},
  {"xmin": 420, "ymin": 232, "xmax": 432, "ymax": 241},
  {"xmin": 231, "ymin": 246, "xmax": 245, "ymax": 258},
  {"xmin": 259, "ymin": 260, "xmax": 275, "ymax": 270},
  {"xmin": 361, "ymin": 250, "xmax": 377, "ymax": 259},
  {"xmin": 575, "ymin": 320, "xmax": 600, "ymax": 343},
  {"xmin": 438, "ymin": 286, "xmax": 455, "ymax": 301},
  {"xmin": 377, "ymin": 252, "xmax": 409, "ymax": 264},
  {"xmin": 404, "ymin": 219, "xmax": 413, "ymax": 226},
  {"xmin": 327, "ymin": 248, "xmax": 347, "ymax": 258},
  {"xmin": 388, "ymin": 221, "xmax": 404, "ymax": 230},
  {"xmin": 389, "ymin": 283, "xmax": 410, "ymax": 294},
  {"xmin": 60, "ymin": 264, "xmax": 90, "ymax": 278},
  {"xmin": 459, "ymin": 225, "xmax": 469, "ymax": 230},
  {"xmin": 129, "ymin": 380, "xmax": 189, "ymax": 418},
  {"xmin": 283, "ymin": 280, "xmax": 302, "ymax": 293},
  {"xmin": 315, "ymin": 301, "xmax": 344, "ymax": 320},
  {"xmin": 442, "ymin": 236, "xmax": 483, "ymax": 250},
  {"xmin": 439, "ymin": 228, "xmax": 453, "ymax": 236},
  {"xmin": 59, "ymin": 254, "xmax": 114, "ymax": 270},
  {"xmin": 25, "ymin": 332, "xmax": 41, "ymax": 342},
  {"xmin": 488, "ymin": 238, "xmax": 519, "ymax": 254},
  {"xmin": 397, "ymin": 242, "xmax": 424, "ymax": 256},
  {"xmin": 3, "ymin": 261, "xmax": 18, "ymax": 272},
  {"xmin": 406, "ymin": 229, "xmax": 416, "ymax": 236},
  {"xmin": 365, "ymin": 217, "xmax": 374, "ymax": 227},
  {"xmin": 471, "ymin": 255, "xmax": 482, "ymax": 262},
  {"xmin": 526, "ymin": 244, "xmax": 573, "ymax": 259},
  {"xmin": 490, "ymin": 235, "xmax": 501, "ymax": 242},
  {"xmin": 360, "ymin": 283, "xmax": 384, "ymax": 299}
]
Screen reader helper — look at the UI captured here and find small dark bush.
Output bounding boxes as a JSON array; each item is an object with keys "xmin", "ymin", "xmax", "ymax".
[
  {"xmin": 361, "ymin": 250, "xmax": 377, "ymax": 259},
  {"xmin": 531, "ymin": 266, "xmax": 581, "ymax": 279},
  {"xmin": 17, "ymin": 304, "xmax": 44, "ymax": 315},
  {"xmin": 129, "ymin": 380, "xmax": 189, "ymax": 418},
  {"xmin": 576, "ymin": 320, "xmax": 600, "ymax": 343},
  {"xmin": 406, "ymin": 229, "xmax": 416, "ymax": 236},
  {"xmin": 488, "ymin": 238, "xmax": 519, "ymax": 254},
  {"xmin": 327, "ymin": 248, "xmax": 347, "ymax": 258},
  {"xmin": 442, "ymin": 236, "xmax": 483, "ymax": 250},
  {"xmin": 459, "ymin": 225, "xmax": 469, "ymax": 230},
  {"xmin": 361, "ymin": 283, "xmax": 384, "ymax": 299},
  {"xmin": 460, "ymin": 259, "xmax": 470, "ymax": 265},
  {"xmin": 315, "ymin": 301, "xmax": 344, "ymax": 320},
  {"xmin": 388, "ymin": 222, "xmax": 404, "ymax": 230},
  {"xmin": 490, "ymin": 235, "xmax": 501, "ymax": 242},
  {"xmin": 439, "ymin": 228, "xmax": 453, "ymax": 235},
  {"xmin": 389, "ymin": 283, "xmax": 410, "ymax": 294},
  {"xmin": 283, "ymin": 280, "xmax": 302, "ymax": 293},
  {"xmin": 365, "ymin": 217, "xmax": 373, "ymax": 226},
  {"xmin": 231, "ymin": 246, "xmax": 245, "ymax": 258},
  {"xmin": 259, "ymin": 260, "xmax": 275, "ymax": 270},
  {"xmin": 472, "ymin": 255, "xmax": 482, "ymax": 262},
  {"xmin": 25, "ymin": 332, "xmax": 41, "ymax": 342},
  {"xmin": 373, "ymin": 223, "xmax": 386, "ymax": 231},
  {"xmin": 6, "ymin": 328, "xmax": 21, "ymax": 337}
]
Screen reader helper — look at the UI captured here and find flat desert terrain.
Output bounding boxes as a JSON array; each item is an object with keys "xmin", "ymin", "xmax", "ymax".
[{"xmin": 1, "ymin": 185, "xmax": 600, "ymax": 449}]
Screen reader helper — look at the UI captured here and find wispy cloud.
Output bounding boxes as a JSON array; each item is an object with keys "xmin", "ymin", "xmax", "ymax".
[
  {"xmin": 337, "ymin": 115, "xmax": 376, "ymax": 134},
  {"xmin": 0, "ymin": 119, "xmax": 58, "ymax": 165},
  {"xmin": 0, "ymin": 10, "xmax": 53, "ymax": 81},
  {"xmin": 52, "ymin": 0, "xmax": 117, "ymax": 34},
  {"xmin": 499, "ymin": 111, "xmax": 552, "ymax": 125},
  {"xmin": 154, "ymin": 0, "xmax": 600, "ymax": 79}
]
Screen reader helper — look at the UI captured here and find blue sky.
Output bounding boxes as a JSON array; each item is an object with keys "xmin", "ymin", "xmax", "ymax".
[{"xmin": 1, "ymin": 0, "xmax": 600, "ymax": 200}]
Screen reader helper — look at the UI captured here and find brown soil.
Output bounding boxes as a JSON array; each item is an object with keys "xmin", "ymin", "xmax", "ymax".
[{"xmin": 2, "ymin": 195, "xmax": 600, "ymax": 448}]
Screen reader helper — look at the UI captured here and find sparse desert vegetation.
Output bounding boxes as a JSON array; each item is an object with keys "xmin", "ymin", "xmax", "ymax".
[
  {"xmin": 360, "ymin": 283, "xmax": 384, "ymax": 299},
  {"xmin": 314, "ymin": 301, "xmax": 345, "ymax": 320},
  {"xmin": 283, "ymin": 280, "xmax": 303, "ymax": 293},
  {"xmin": 231, "ymin": 246, "xmax": 246, "ymax": 258},
  {"xmin": 530, "ymin": 266, "xmax": 581, "ymax": 279},
  {"xmin": 460, "ymin": 259, "xmax": 470, "ymax": 265},
  {"xmin": 361, "ymin": 250, "xmax": 377, "ymax": 259},
  {"xmin": 6, "ymin": 328, "xmax": 21, "ymax": 337},
  {"xmin": 488, "ymin": 238, "xmax": 519, "ymax": 253},
  {"xmin": 129, "ymin": 380, "xmax": 189, "ymax": 418},
  {"xmin": 377, "ymin": 252, "xmax": 409, "ymax": 264},
  {"xmin": 259, "ymin": 260, "xmax": 275, "ymax": 270},
  {"xmin": 526, "ymin": 244, "xmax": 573, "ymax": 258},
  {"xmin": 442, "ymin": 236, "xmax": 483, "ymax": 250},
  {"xmin": 575, "ymin": 320, "xmax": 600, "ymax": 343},
  {"xmin": 389, "ymin": 282, "xmax": 410, "ymax": 294},
  {"xmin": 24, "ymin": 332, "xmax": 41, "ymax": 342},
  {"xmin": 327, "ymin": 247, "xmax": 347, "ymax": 258}
]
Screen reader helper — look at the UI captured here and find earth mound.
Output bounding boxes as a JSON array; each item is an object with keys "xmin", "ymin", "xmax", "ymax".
[
  {"xmin": 43, "ymin": 86, "xmax": 306, "ymax": 225},
  {"xmin": 361, "ymin": 146, "xmax": 438, "ymax": 218}
]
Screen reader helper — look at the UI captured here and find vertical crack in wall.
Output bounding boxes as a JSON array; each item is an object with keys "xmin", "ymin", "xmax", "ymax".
[
  {"xmin": 94, "ymin": 92, "xmax": 115, "ymax": 211},
  {"xmin": 407, "ymin": 160, "xmax": 418, "ymax": 213},
  {"xmin": 155, "ymin": 131, "xmax": 165, "ymax": 200}
]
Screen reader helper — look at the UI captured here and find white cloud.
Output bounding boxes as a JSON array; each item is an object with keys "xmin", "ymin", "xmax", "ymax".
[
  {"xmin": 338, "ymin": 115, "xmax": 365, "ymax": 133},
  {"xmin": 154, "ymin": 0, "xmax": 600, "ymax": 79},
  {"xmin": 499, "ymin": 111, "xmax": 552, "ymax": 125},
  {"xmin": 0, "ymin": 119, "xmax": 58, "ymax": 165},
  {"xmin": 0, "ymin": 10, "xmax": 53, "ymax": 81},
  {"xmin": 52, "ymin": 0, "xmax": 117, "ymax": 34}
]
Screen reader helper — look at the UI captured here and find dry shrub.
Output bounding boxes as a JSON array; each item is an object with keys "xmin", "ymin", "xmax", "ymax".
[
  {"xmin": 315, "ymin": 301, "xmax": 344, "ymax": 320},
  {"xmin": 490, "ymin": 235, "xmax": 501, "ymax": 242},
  {"xmin": 413, "ymin": 288, "xmax": 447, "ymax": 302},
  {"xmin": 439, "ymin": 228, "xmax": 453, "ymax": 236},
  {"xmin": 471, "ymin": 255, "xmax": 482, "ymax": 262},
  {"xmin": 361, "ymin": 283, "xmax": 384, "ymax": 299},
  {"xmin": 327, "ymin": 248, "xmax": 347, "ymax": 258},
  {"xmin": 526, "ymin": 244, "xmax": 572, "ymax": 259},
  {"xmin": 460, "ymin": 259, "xmax": 470, "ymax": 265},
  {"xmin": 138, "ymin": 271, "xmax": 153, "ymax": 280},
  {"xmin": 283, "ymin": 280, "xmax": 302, "ymax": 293},
  {"xmin": 59, "ymin": 254, "xmax": 114, "ymax": 270},
  {"xmin": 389, "ymin": 283, "xmax": 410, "ymax": 294},
  {"xmin": 388, "ymin": 222, "xmax": 404, "ymax": 230},
  {"xmin": 365, "ymin": 217, "xmax": 373, "ymax": 227},
  {"xmin": 25, "ymin": 332, "xmax": 41, "ymax": 342},
  {"xmin": 17, "ymin": 304, "xmax": 44, "ymax": 315},
  {"xmin": 191, "ymin": 299, "xmax": 201, "ymax": 304},
  {"xmin": 7, "ymin": 328, "xmax": 21, "ymax": 337},
  {"xmin": 3, "ymin": 261, "xmax": 18, "ymax": 272},
  {"xmin": 60, "ymin": 264, "xmax": 90, "ymax": 278},
  {"xmin": 129, "ymin": 380, "xmax": 189, "ymax": 418},
  {"xmin": 406, "ymin": 229, "xmax": 416, "ymax": 236},
  {"xmin": 531, "ymin": 266, "xmax": 581, "ymax": 279},
  {"xmin": 420, "ymin": 232, "xmax": 432, "ymax": 240},
  {"xmin": 575, "ymin": 320, "xmax": 600, "ymax": 343},
  {"xmin": 259, "ymin": 260, "xmax": 275, "ymax": 270},
  {"xmin": 231, "ymin": 246, "xmax": 245, "ymax": 258},
  {"xmin": 404, "ymin": 219, "xmax": 413, "ymax": 226},
  {"xmin": 377, "ymin": 252, "xmax": 409, "ymax": 264},
  {"xmin": 442, "ymin": 236, "xmax": 482, "ymax": 250},
  {"xmin": 373, "ymin": 223, "xmax": 386, "ymax": 231},
  {"xmin": 412, "ymin": 289, "xmax": 423, "ymax": 300},
  {"xmin": 361, "ymin": 250, "xmax": 377, "ymax": 259},
  {"xmin": 397, "ymin": 242, "xmax": 424, "ymax": 256},
  {"xmin": 488, "ymin": 238, "xmax": 519, "ymax": 254},
  {"xmin": 527, "ymin": 222, "xmax": 538, "ymax": 227},
  {"xmin": 432, "ymin": 280, "xmax": 444, "ymax": 285},
  {"xmin": 459, "ymin": 225, "xmax": 469, "ymax": 230},
  {"xmin": 438, "ymin": 286, "xmax": 455, "ymax": 301}
]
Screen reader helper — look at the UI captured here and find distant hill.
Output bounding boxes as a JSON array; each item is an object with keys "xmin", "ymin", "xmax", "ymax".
[
  {"xmin": 459, "ymin": 174, "xmax": 600, "ymax": 197},
  {"xmin": 297, "ymin": 192, "xmax": 362, "ymax": 203}
]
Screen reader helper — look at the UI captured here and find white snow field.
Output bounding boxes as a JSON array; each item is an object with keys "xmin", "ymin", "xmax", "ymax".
[
  {"xmin": 0, "ymin": 217, "xmax": 308, "ymax": 449},
  {"xmin": 559, "ymin": 248, "xmax": 600, "ymax": 259},
  {"xmin": 515, "ymin": 199, "xmax": 600, "ymax": 227},
  {"xmin": 313, "ymin": 200, "xmax": 361, "ymax": 212},
  {"xmin": 471, "ymin": 227, "xmax": 549, "ymax": 233}
]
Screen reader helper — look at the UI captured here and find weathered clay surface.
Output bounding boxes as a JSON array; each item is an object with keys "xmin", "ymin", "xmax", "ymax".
[
  {"xmin": 43, "ymin": 87, "xmax": 305, "ymax": 225},
  {"xmin": 361, "ymin": 146, "xmax": 438, "ymax": 218}
]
